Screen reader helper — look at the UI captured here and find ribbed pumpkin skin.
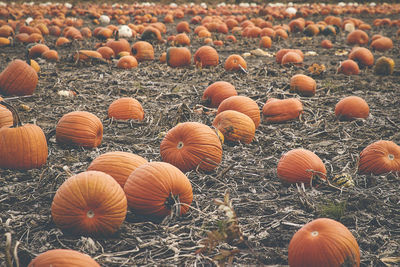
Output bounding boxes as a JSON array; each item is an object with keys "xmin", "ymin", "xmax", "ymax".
[
  {"xmin": 358, "ymin": 140, "xmax": 400, "ymax": 175},
  {"xmin": 335, "ymin": 96, "xmax": 369, "ymax": 121},
  {"xmin": 0, "ymin": 124, "xmax": 48, "ymax": 170},
  {"xmin": 108, "ymin": 97, "xmax": 144, "ymax": 121},
  {"xmin": 262, "ymin": 98, "xmax": 303, "ymax": 123},
  {"xmin": 0, "ymin": 105, "xmax": 13, "ymax": 128},
  {"xmin": 288, "ymin": 218, "xmax": 360, "ymax": 267},
  {"xmin": 194, "ymin": 46, "xmax": 219, "ymax": 67},
  {"xmin": 124, "ymin": 162, "xmax": 193, "ymax": 217},
  {"xmin": 0, "ymin": 59, "xmax": 38, "ymax": 96},
  {"xmin": 212, "ymin": 110, "xmax": 255, "ymax": 144},
  {"xmin": 277, "ymin": 148, "xmax": 326, "ymax": 184},
  {"xmin": 28, "ymin": 249, "xmax": 100, "ymax": 267},
  {"xmin": 166, "ymin": 47, "xmax": 191, "ymax": 68},
  {"xmin": 88, "ymin": 151, "xmax": 148, "ymax": 187},
  {"xmin": 290, "ymin": 74, "xmax": 317, "ymax": 97},
  {"xmin": 51, "ymin": 171, "xmax": 127, "ymax": 236},
  {"xmin": 160, "ymin": 122, "xmax": 222, "ymax": 172},
  {"xmin": 217, "ymin": 95, "xmax": 260, "ymax": 128},
  {"xmin": 202, "ymin": 81, "xmax": 237, "ymax": 108},
  {"xmin": 56, "ymin": 111, "xmax": 103, "ymax": 148}
]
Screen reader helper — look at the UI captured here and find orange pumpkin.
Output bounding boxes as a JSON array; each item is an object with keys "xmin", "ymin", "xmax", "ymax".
[
  {"xmin": 160, "ymin": 122, "xmax": 222, "ymax": 172},
  {"xmin": 288, "ymin": 218, "xmax": 360, "ymax": 267},
  {"xmin": 141, "ymin": 26, "xmax": 163, "ymax": 42},
  {"xmin": 358, "ymin": 140, "xmax": 400, "ymax": 175},
  {"xmin": 88, "ymin": 151, "xmax": 148, "ymax": 187},
  {"xmin": 108, "ymin": 97, "xmax": 144, "ymax": 121},
  {"xmin": 346, "ymin": 29, "xmax": 369, "ymax": 45},
  {"xmin": 176, "ymin": 21, "xmax": 190, "ymax": 33},
  {"xmin": 166, "ymin": 47, "xmax": 191, "ymax": 68},
  {"xmin": 28, "ymin": 43, "xmax": 50, "ymax": 58},
  {"xmin": 224, "ymin": 54, "xmax": 247, "ymax": 71},
  {"xmin": 131, "ymin": 41, "xmax": 154, "ymax": 61},
  {"xmin": 282, "ymin": 52, "xmax": 303, "ymax": 65},
  {"xmin": 202, "ymin": 81, "xmax": 237, "ymax": 108},
  {"xmin": 56, "ymin": 111, "xmax": 103, "ymax": 148},
  {"xmin": 337, "ymin": 59, "xmax": 359, "ymax": 75},
  {"xmin": 28, "ymin": 249, "xmax": 100, "ymax": 267},
  {"xmin": 74, "ymin": 50, "xmax": 103, "ymax": 62},
  {"xmin": 124, "ymin": 162, "xmax": 193, "ymax": 217},
  {"xmin": 55, "ymin": 37, "xmax": 70, "ymax": 47},
  {"xmin": 370, "ymin": 37, "xmax": 393, "ymax": 52},
  {"xmin": 262, "ymin": 98, "xmax": 303, "ymax": 123},
  {"xmin": 117, "ymin": 55, "xmax": 138, "ymax": 69},
  {"xmin": 335, "ymin": 96, "xmax": 369, "ymax": 121},
  {"xmin": 276, "ymin": 49, "xmax": 303, "ymax": 64},
  {"xmin": 96, "ymin": 46, "xmax": 115, "ymax": 60},
  {"xmin": 212, "ymin": 110, "xmax": 255, "ymax": 144},
  {"xmin": 290, "ymin": 74, "xmax": 317, "ymax": 97},
  {"xmin": 320, "ymin": 39, "xmax": 333, "ymax": 49},
  {"xmin": 0, "ymin": 104, "xmax": 13, "ymax": 128},
  {"xmin": 348, "ymin": 47, "xmax": 374, "ymax": 67},
  {"xmin": 277, "ymin": 148, "xmax": 326, "ymax": 185},
  {"xmin": 51, "ymin": 171, "xmax": 127, "ymax": 236},
  {"xmin": 42, "ymin": 50, "xmax": 59, "ymax": 61},
  {"xmin": 174, "ymin": 33, "xmax": 190, "ymax": 46},
  {"xmin": 217, "ymin": 95, "xmax": 260, "ymax": 128},
  {"xmin": 194, "ymin": 46, "xmax": 219, "ymax": 68},
  {"xmin": 106, "ymin": 31, "xmax": 131, "ymax": 55},
  {"xmin": 0, "ymin": 59, "xmax": 38, "ymax": 96},
  {"xmin": 304, "ymin": 24, "xmax": 320, "ymax": 36},
  {"xmin": 259, "ymin": 36, "xmax": 272, "ymax": 48}
]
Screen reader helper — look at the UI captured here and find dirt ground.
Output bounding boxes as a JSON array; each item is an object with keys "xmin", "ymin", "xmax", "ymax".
[{"xmin": 0, "ymin": 4, "xmax": 400, "ymax": 267}]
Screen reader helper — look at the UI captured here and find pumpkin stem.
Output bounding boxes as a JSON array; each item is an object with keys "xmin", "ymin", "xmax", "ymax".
[
  {"xmin": 177, "ymin": 141, "xmax": 184, "ymax": 149},
  {"xmin": 86, "ymin": 210, "xmax": 95, "ymax": 218},
  {"xmin": 165, "ymin": 193, "xmax": 181, "ymax": 215},
  {"xmin": 388, "ymin": 154, "xmax": 394, "ymax": 160},
  {"xmin": 0, "ymin": 101, "xmax": 22, "ymax": 127},
  {"xmin": 114, "ymin": 29, "xmax": 119, "ymax": 41}
]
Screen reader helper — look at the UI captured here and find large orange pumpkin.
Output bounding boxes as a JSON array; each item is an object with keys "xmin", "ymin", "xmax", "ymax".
[
  {"xmin": 51, "ymin": 171, "xmax": 127, "ymax": 236},
  {"xmin": 348, "ymin": 47, "xmax": 374, "ymax": 67},
  {"xmin": 108, "ymin": 97, "xmax": 144, "ymax": 121},
  {"xmin": 28, "ymin": 249, "xmax": 100, "ymax": 267},
  {"xmin": 0, "ymin": 59, "xmax": 38, "ymax": 96},
  {"xmin": 131, "ymin": 41, "xmax": 154, "ymax": 61},
  {"xmin": 358, "ymin": 140, "xmax": 400, "ymax": 175},
  {"xmin": 288, "ymin": 218, "xmax": 360, "ymax": 267},
  {"xmin": 166, "ymin": 47, "xmax": 191, "ymax": 68},
  {"xmin": 212, "ymin": 110, "xmax": 255, "ymax": 144},
  {"xmin": 123, "ymin": 162, "xmax": 193, "ymax": 217},
  {"xmin": 88, "ymin": 151, "xmax": 148, "ymax": 187},
  {"xmin": 262, "ymin": 98, "xmax": 303, "ymax": 123},
  {"xmin": 194, "ymin": 46, "xmax": 219, "ymax": 68},
  {"xmin": 202, "ymin": 81, "xmax": 237, "ymax": 108},
  {"xmin": 56, "ymin": 111, "xmax": 103, "ymax": 148},
  {"xmin": 335, "ymin": 96, "xmax": 369, "ymax": 121},
  {"xmin": 160, "ymin": 122, "xmax": 222, "ymax": 172},
  {"xmin": 277, "ymin": 148, "xmax": 326, "ymax": 185},
  {"xmin": 217, "ymin": 95, "xmax": 260, "ymax": 128},
  {"xmin": 346, "ymin": 29, "xmax": 369, "ymax": 45}
]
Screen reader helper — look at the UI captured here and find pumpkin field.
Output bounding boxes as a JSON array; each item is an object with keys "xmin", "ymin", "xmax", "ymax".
[{"xmin": 1, "ymin": 1, "xmax": 400, "ymax": 266}]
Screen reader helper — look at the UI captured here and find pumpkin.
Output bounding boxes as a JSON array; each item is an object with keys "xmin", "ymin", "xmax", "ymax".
[
  {"xmin": 262, "ymin": 98, "xmax": 303, "ymax": 123},
  {"xmin": 217, "ymin": 95, "xmax": 260, "ymax": 128},
  {"xmin": 141, "ymin": 26, "xmax": 162, "ymax": 42},
  {"xmin": 131, "ymin": 41, "xmax": 154, "ymax": 61},
  {"xmin": 370, "ymin": 37, "xmax": 393, "ymax": 52},
  {"xmin": 289, "ymin": 18, "xmax": 305, "ymax": 32},
  {"xmin": 159, "ymin": 52, "xmax": 167, "ymax": 63},
  {"xmin": 124, "ymin": 162, "xmax": 193, "ymax": 217},
  {"xmin": 348, "ymin": 47, "xmax": 374, "ymax": 67},
  {"xmin": 49, "ymin": 25, "xmax": 62, "ymax": 36},
  {"xmin": 74, "ymin": 50, "xmax": 103, "ymax": 62},
  {"xmin": 277, "ymin": 148, "xmax": 326, "ymax": 185},
  {"xmin": 194, "ymin": 46, "xmax": 219, "ymax": 68},
  {"xmin": 173, "ymin": 33, "xmax": 190, "ymax": 46},
  {"xmin": 28, "ymin": 249, "xmax": 100, "ymax": 267},
  {"xmin": 88, "ymin": 151, "xmax": 148, "ymax": 187},
  {"xmin": 166, "ymin": 47, "xmax": 191, "ymax": 68},
  {"xmin": 274, "ymin": 28, "xmax": 288, "ymax": 39},
  {"xmin": 337, "ymin": 60, "xmax": 359, "ymax": 75},
  {"xmin": 42, "ymin": 50, "xmax": 59, "ymax": 61},
  {"xmin": 346, "ymin": 29, "xmax": 369, "ymax": 45},
  {"xmin": 55, "ymin": 37, "xmax": 70, "ymax": 47},
  {"xmin": 56, "ymin": 111, "xmax": 103, "ymax": 148},
  {"xmin": 198, "ymin": 29, "xmax": 212, "ymax": 38},
  {"xmin": 335, "ymin": 96, "xmax": 369, "ymax": 121},
  {"xmin": 28, "ymin": 43, "xmax": 50, "ymax": 59},
  {"xmin": 224, "ymin": 54, "xmax": 247, "ymax": 72},
  {"xmin": 106, "ymin": 30, "xmax": 131, "ymax": 55},
  {"xmin": 108, "ymin": 97, "xmax": 144, "ymax": 121},
  {"xmin": 96, "ymin": 46, "xmax": 115, "ymax": 60},
  {"xmin": 212, "ymin": 110, "xmax": 255, "ymax": 144},
  {"xmin": 374, "ymin": 56, "xmax": 394, "ymax": 75},
  {"xmin": 290, "ymin": 74, "xmax": 317, "ymax": 97},
  {"xmin": 358, "ymin": 140, "xmax": 400, "ymax": 175},
  {"xmin": 0, "ymin": 105, "xmax": 13, "ymax": 128},
  {"xmin": 304, "ymin": 24, "xmax": 320, "ymax": 36},
  {"xmin": 51, "ymin": 171, "xmax": 127, "ymax": 236},
  {"xmin": 213, "ymin": 40, "xmax": 224, "ymax": 46},
  {"xmin": 259, "ymin": 36, "xmax": 272, "ymax": 48},
  {"xmin": 276, "ymin": 49, "xmax": 303, "ymax": 64},
  {"xmin": 288, "ymin": 218, "xmax": 360, "ymax": 267},
  {"xmin": 320, "ymin": 39, "xmax": 333, "ymax": 49},
  {"xmin": 117, "ymin": 55, "xmax": 138, "ymax": 69},
  {"xmin": 0, "ymin": 59, "xmax": 38, "ymax": 96},
  {"xmin": 176, "ymin": 21, "xmax": 190, "ymax": 33},
  {"xmin": 0, "ymin": 101, "xmax": 48, "ymax": 170},
  {"xmin": 282, "ymin": 52, "xmax": 303, "ymax": 65},
  {"xmin": 202, "ymin": 81, "xmax": 237, "ymax": 108},
  {"xmin": 160, "ymin": 122, "xmax": 223, "ymax": 172}
]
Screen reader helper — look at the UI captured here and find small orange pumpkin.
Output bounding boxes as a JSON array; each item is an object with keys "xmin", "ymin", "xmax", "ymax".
[
  {"xmin": 217, "ymin": 95, "xmax": 260, "ymax": 128},
  {"xmin": 277, "ymin": 148, "xmax": 326, "ymax": 185},
  {"xmin": 320, "ymin": 39, "xmax": 333, "ymax": 49},
  {"xmin": 28, "ymin": 43, "xmax": 50, "ymax": 59},
  {"xmin": 288, "ymin": 218, "xmax": 360, "ymax": 267},
  {"xmin": 174, "ymin": 33, "xmax": 190, "ymax": 46},
  {"xmin": 224, "ymin": 54, "xmax": 247, "ymax": 71},
  {"xmin": 108, "ymin": 97, "xmax": 144, "ymax": 121},
  {"xmin": 96, "ymin": 46, "xmax": 115, "ymax": 60},
  {"xmin": 335, "ymin": 96, "xmax": 369, "ymax": 121},
  {"xmin": 346, "ymin": 29, "xmax": 369, "ymax": 45},
  {"xmin": 358, "ymin": 140, "xmax": 400, "ymax": 175},
  {"xmin": 42, "ymin": 50, "xmax": 59, "ymax": 61},
  {"xmin": 337, "ymin": 59, "xmax": 360, "ymax": 75},
  {"xmin": 55, "ymin": 37, "xmax": 70, "ymax": 47},
  {"xmin": 202, "ymin": 81, "xmax": 237, "ymax": 108},
  {"xmin": 370, "ymin": 37, "xmax": 393, "ymax": 52},
  {"xmin": 212, "ymin": 110, "xmax": 255, "ymax": 144},
  {"xmin": 106, "ymin": 30, "xmax": 131, "ymax": 55},
  {"xmin": 282, "ymin": 52, "xmax": 303, "ymax": 65},
  {"xmin": 290, "ymin": 74, "xmax": 317, "ymax": 97},
  {"xmin": 262, "ymin": 98, "xmax": 303, "ymax": 123},
  {"xmin": 259, "ymin": 36, "xmax": 272, "ymax": 48},
  {"xmin": 74, "ymin": 50, "xmax": 103, "ymax": 62},
  {"xmin": 116, "ymin": 55, "xmax": 138, "ymax": 69},
  {"xmin": 28, "ymin": 249, "xmax": 100, "ymax": 267},
  {"xmin": 131, "ymin": 41, "xmax": 154, "ymax": 61},
  {"xmin": 176, "ymin": 21, "xmax": 190, "ymax": 33},
  {"xmin": 194, "ymin": 46, "xmax": 219, "ymax": 68},
  {"xmin": 166, "ymin": 47, "xmax": 191, "ymax": 68},
  {"xmin": 348, "ymin": 47, "xmax": 374, "ymax": 67}
]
